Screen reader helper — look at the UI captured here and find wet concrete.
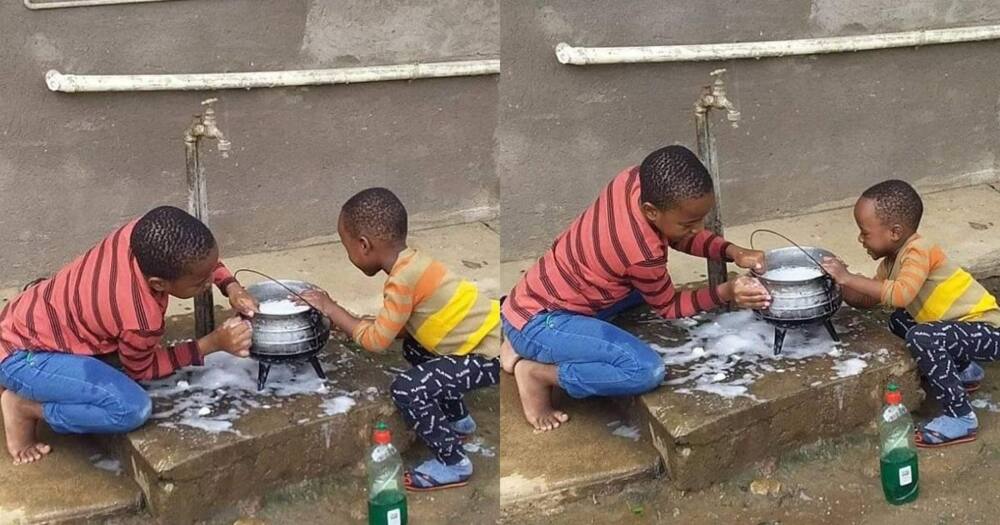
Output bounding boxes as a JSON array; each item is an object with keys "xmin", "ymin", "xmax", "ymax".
[
  {"xmin": 499, "ymin": 374, "xmax": 661, "ymax": 512},
  {"xmin": 100, "ymin": 314, "xmax": 413, "ymax": 524},
  {"xmin": 618, "ymin": 306, "xmax": 920, "ymax": 490},
  {"xmin": 0, "ymin": 427, "xmax": 142, "ymax": 524},
  {"xmin": 503, "ymin": 358, "xmax": 1000, "ymax": 525}
]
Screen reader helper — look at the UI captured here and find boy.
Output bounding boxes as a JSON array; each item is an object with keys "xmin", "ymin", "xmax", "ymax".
[
  {"xmin": 0, "ymin": 206, "xmax": 257, "ymax": 464},
  {"xmin": 299, "ymin": 187, "xmax": 500, "ymax": 491},
  {"xmin": 501, "ymin": 145, "xmax": 771, "ymax": 432},
  {"xmin": 821, "ymin": 180, "xmax": 1000, "ymax": 448}
]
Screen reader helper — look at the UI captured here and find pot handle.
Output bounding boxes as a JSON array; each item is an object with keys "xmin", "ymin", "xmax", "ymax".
[{"xmin": 750, "ymin": 229, "xmax": 834, "ymax": 279}]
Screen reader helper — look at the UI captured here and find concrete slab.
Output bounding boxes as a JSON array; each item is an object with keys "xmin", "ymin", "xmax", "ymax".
[
  {"xmin": 501, "ymin": 184, "xmax": 1000, "ymax": 290},
  {"xmin": 619, "ymin": 306, "xmax": 920, "ymax": 490},
  {"xmin": 104, "ymin": 314, "xmax": 413, "ymax": 524},
  {"xmin": 499, "ymin": 374, "xmax": 661, "ymax": 512},
  {"xmin": 0, "ymin": 428, "xmax": 142, "ymax": 524}
]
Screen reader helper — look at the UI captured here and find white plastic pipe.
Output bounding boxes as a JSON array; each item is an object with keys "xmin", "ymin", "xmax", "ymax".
[
  {"xmin": 24, "ymin": 0, "xmax": 177, "ymax": 9},
  {"xmin": 46, "ymin": 59, "xmax": 500, "ymax": 93},
  {"xmin": 555, "ymin": 24, "xmax": 1000, "ymax": 64}
]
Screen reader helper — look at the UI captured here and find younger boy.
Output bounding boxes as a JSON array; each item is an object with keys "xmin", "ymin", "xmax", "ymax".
[
  {"xmin": 299, "ymin": 188, "xmax": 500, "ymax": 491},
  {"xmin": 821, "ymin": 180, "xmax": 1000, "ymax": 447},
  {"xmin": 0, "ymin": 206, "xmax": 257, "ymax": 464},
  {"xmin": 501, "ymin": 145, "xmax": 771, "ymax": 432}
]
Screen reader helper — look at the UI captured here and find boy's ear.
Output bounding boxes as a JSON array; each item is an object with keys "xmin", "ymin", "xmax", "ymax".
[
  {"xmin": 889, "ymin": 223, "xmax": 905, "ymax": 241},
  {"xmin": 640, "ymin": 202, "xmax": 660, "ymax": 222},
  {"xmin": 358, "ymin": 235, "xmax": 374, "ymax": 253},
  {"xmin": 147, "ymin": 277, "xmax": 169, "ymax": 293}
]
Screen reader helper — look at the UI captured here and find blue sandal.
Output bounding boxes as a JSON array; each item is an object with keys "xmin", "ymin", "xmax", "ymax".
[
  {"xmin": 915, "ymin": 414, "xmax": 978, "ymax": 448},
  {"xmin": 404, "ymin": 458, "xmax": 472, "ymax": 492}
]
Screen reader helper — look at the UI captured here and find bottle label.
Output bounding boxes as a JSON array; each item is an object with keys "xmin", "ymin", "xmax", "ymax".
[
  {"xmin": 898, "ymin": 465, "xmax": 913, "ymax": 486},
  {"xmin": 388, "ymin": 508, "xmax": 402, "ymax": 525}
]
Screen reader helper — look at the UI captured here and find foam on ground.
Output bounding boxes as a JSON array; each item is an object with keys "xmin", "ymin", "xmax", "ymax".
[
  {"xmin": 144, "ymin": 351, "xmax": 363, "ymax": 434},
  {"xmin": 646, "ymin": 310, "xmax": 874, "ymax": 399}
]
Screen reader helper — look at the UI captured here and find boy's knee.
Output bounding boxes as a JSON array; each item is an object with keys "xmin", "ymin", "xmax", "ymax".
[
  {"xmin": 115, "ymin": 393, "xmax": 152, "ymax": 431},
  {"xmin": 642, "ymin": 363, "xmax": 667, "ymax": 391},
  {"xmin": 628, "ymin": 357, "xmax": 666, "ymax": 393}
]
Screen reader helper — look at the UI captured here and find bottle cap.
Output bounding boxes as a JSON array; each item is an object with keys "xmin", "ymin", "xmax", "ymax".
[
  {"xmin": 885, "ymin": 383, "xmax": 902, "ymax": 405},
  {"xmin": 373, "ymin": 422, "xmax": 391, "ymax": 445}
]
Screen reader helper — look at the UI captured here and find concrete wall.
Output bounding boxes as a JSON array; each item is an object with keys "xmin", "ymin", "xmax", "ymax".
[
  {"xmin": 0, "ymin": 0, "xmax": 498, "ymax": 287},
  {"xmin": 499, "ymin": 0, "xmax": 1000, "ymax": 260}
]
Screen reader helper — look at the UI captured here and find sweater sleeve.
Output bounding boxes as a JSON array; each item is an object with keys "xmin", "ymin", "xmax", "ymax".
[
  {"xmin": 668, "ymin": 230, "xmax": 733, "ymax": 262},
  {"xmin": 352, "ymin": 278, "xmax": 414, "ymax": 352},
  {"xmin": 879, "ymin": 246, "xmax": 931, "ymax": 308},
  {"xmin": 118, "ymin": 330, "xmax": 202, "ymax": 381},
  {"xmin": 626, "ymin": 261, "xmax": 727, "ymax": 319}
]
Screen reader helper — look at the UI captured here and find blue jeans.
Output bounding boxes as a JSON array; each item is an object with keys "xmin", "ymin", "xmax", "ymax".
[
  {"xmin": 502, "ymin": 290, "xmax": 666, "ymax": 398},
  {"xmin": 0, "ymin": 351, "xmax": 152, "ymax": 434}
]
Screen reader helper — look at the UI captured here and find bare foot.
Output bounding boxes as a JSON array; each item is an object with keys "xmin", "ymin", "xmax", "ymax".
[
  {"xmin": 500, "ymin": 339, "xmax": 520, "ymax": 374},
  {"xmin": 1, "ymin": 390, "xmax": 50, "ymax": 465},
  {"xmin": 513, "ymin": 360, "xmax": 570, "ymax": 432}
]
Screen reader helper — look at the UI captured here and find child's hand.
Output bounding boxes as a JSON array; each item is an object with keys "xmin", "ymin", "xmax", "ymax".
[
  {"xmin": 730, "ymin": 275, "xmax": 771, "ymax": 310},
  {"xmin": 226, "ymin": 282, "xmax": 259, "ymax": 318},
  {"xmin": 727, "ymin": 245, "xmax": 766, "ymax": 273},
  {"xmin": 820, "ymin": 257, "xmax": 850, "ymax": 284},
  {"xmin": 297, "ymin": 288, "xmax": 336, "ymax": 315},
  {"xmin": 212, "ymin": 317, "xmax": 252, "ymax": 357}
]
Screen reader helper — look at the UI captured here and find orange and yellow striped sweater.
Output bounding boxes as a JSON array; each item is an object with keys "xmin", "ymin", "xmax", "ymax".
[
  {"xmin": 876, "ymin": 234, "xmax": 1000, "ymax": 327},
  {"xmin": 352, "ymin": 247, "xmax": 500, "ymax": 358}
]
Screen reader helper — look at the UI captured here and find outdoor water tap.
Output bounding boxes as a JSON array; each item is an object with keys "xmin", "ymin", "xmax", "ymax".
[
  {"xmin": 695, "ymin": 69, "xmax": 741, "ymax": 128},
  {"xmin": 184, "ymin": 98, "xmax": 231, "ymax": 158}
]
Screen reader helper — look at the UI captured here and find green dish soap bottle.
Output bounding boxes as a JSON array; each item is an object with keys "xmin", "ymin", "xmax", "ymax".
[
  {"xmin": 367, "ymin": 422, "xmax": 408, "ymax": 525},
  {"xmin": 879, "ymin": 383, "xmax": 919, "ymax": 505}
]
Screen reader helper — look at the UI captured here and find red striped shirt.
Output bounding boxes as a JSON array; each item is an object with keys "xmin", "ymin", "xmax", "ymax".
[
  {"xmin": 503, "ymin": 167, "xmax": 732, "ymax": 330},
  {"xmin": 0, "ymin": 220, "xmax": 236, "ymax": 381}
]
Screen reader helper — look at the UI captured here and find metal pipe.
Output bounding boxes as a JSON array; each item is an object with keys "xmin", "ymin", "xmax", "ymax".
[
  {"xmin": 694, "ymin": 69, "xmax": 739, "ymax": 289},
  {"xmin": 555, "ymin": 24, "xmax": 1000, "ymax": 64},
  {"xmin": 183, "ymin": 98, "xmax": 228, "ymax": 338},
  {"xmin": 24, "ymin": 0, "xmax": 177, "ymax": 9},
  {"xmin": 45, "ymin": 59, "xmax": 500, "ymax": 93}
]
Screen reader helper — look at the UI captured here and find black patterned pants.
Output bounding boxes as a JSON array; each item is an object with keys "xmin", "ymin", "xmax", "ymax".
[
  {"xmin": 390, "ymin": 336, "xmax": 500, "ymax": 465},
  {"xmin": 890, "ymin": 309, "xmax": 1000, "ymax": 417}
]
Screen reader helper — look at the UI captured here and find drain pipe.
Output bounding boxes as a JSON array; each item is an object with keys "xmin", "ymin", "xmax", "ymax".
[
  {"xmin": 184, "ymin": 98, "xmax": 230, "ymax": 338},
  {"xmin": 24, "ymin": 0, "xmax": 177, "ymax": 9},
  {"xmin": 555, "ymin": 24, "xmax": 1000, "ymax": 64},
  {"xmin": 694, "ymin": 69, "xmax": 740, "ymax": 290},
  {"xmin": 46, "ymin": 59, "xmax": 500, "ymax": 93}
]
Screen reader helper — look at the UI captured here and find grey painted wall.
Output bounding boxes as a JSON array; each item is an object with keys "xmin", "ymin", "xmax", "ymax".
[
  {"xmin": 499, "ymin": 0, "xmax": 1000, "ymax": 260},
  {"xmin": 0, "ymin": 0, "xmax": 498, "ymax": 287}
]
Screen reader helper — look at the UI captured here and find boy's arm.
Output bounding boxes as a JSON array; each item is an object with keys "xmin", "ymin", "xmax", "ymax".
[
  {"xmin": 212, "ymin": 262, "xmax": 238, "ymax": 294},
  {"xmin": 301, "ymin": 283, "xmax": 413, "ymax": 353},
  {"xmin": 842, "ymin": 286, "xmax": 880, "ymax": 309},
  {"xmin": 118, "ymin": 319, "xmax": 252, "ymax": 381},
  {"xmin": 118, "ymin": 331, "xmax": 203, "ymax": 381},
  {"xmin": 668, "ymin": 230, "xmax": 732, "ymax": 262},
  {"xmin": 824, "ymin": 252, "xmax": 928, "ymax": 309},
  {"xmin": 626, "ymin": 262, "xmax": 728, "ymax": 319},
  {"xmin": 211, "ymin": 261, "xmax": 259, "ymax": 316}
]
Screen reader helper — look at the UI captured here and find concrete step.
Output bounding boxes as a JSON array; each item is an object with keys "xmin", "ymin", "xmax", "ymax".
[
  {"xmin": 0, "ymin": 428, "xmax": 142, "ymax": 524},
  {"xmin": 619, "ymin": 306, "xmax": 920, "ymax": 490},
  {"xmin": 499, "ymin": 374, "xmax": 662, "ymax": 515},
  {"xmin": 101, "ymin": 318, "xmax": 413, "ymax": 524}
]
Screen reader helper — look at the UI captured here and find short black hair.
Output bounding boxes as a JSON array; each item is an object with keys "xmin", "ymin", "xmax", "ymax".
[
  {"xmin": 861, "ymin": 179, "xmax": 923, "ymax": 230},
  {"xmin": 340, "ymin": 187, "xmax": 408, "ymax": 242},
  {"xmin": 130, "ymin": 206, "xmax": 217, "ymax": 280},
  {"xmin": 639, "ymin": 145, "xmax": 714, "ymax": 209}
]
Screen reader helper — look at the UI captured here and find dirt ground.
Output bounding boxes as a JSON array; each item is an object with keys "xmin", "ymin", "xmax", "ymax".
[{"xmin": 502, "ymin": 366, "xmax": 1000, "ymax": 525}]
